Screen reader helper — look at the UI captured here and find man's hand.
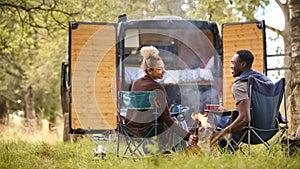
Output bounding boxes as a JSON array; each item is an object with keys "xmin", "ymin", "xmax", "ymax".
[
  {"xmin": 216, "ymin": 105, "xmax": 227, "ymax": 112},
  {"xmin": 210, "ymin": 130, "xmax": 224, "ymax": 147}
]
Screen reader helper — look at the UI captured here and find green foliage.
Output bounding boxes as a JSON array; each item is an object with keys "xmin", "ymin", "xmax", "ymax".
[
  {"xmin": 182, "ymin": 0, "xmax": 270, "ymax": 26},
  {"xmin": 0, "ymin": 0, "xmax": 90, "ymax": 120}
]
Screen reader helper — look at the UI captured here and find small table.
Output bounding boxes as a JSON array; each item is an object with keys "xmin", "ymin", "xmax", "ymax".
[
  {"xmin": 204, "ymin": 110, "xmax": 238, "ymax": 116},
  {"xmin": 203, "ymin": 110, "xmax": 238, "ymax": 129}
]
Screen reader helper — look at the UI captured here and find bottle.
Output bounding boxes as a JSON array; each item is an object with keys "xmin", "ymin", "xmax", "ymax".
[
  {"xmin": 198, "ymin": 126, "xmax": 213, "ymax": 155},
  {"xmin": 185, "ymin": 127, "xmax": 202, "ymax": 155}
]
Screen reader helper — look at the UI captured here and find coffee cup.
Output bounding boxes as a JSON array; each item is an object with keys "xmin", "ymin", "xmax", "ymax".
[{"xmin": 205, "ymin": 104, "xmax": 219, "ymax": 111}]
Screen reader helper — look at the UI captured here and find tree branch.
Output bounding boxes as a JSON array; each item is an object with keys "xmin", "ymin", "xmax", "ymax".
[
  {"xmin": 0, "ymin": 1, "xmax": 89, "ymax": 31},
  {"xmin": 265, "ymin": 24, "xmax": 283, "ymax": 36},
  {"xmin": 0, "ymin": 93, "xmax": 17, "ymax": 104}
]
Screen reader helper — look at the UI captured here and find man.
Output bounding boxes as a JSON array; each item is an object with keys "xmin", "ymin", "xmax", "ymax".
[{"xmin": 210, "ymin": 50, "xmax": 273, "ymax": 146}]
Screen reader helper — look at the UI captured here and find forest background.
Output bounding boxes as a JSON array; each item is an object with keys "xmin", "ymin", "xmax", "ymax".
[{"xmin": 0, "ymin": 0, "xmax": 299, "ymax": 141}]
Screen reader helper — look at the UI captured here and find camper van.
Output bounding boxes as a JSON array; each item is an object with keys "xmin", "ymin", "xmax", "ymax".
[{"xmin": 61, "ymin": 14, "xmax": 266, "ymax": 134}]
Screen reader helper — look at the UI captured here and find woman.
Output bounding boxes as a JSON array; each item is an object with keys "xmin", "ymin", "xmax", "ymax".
[{"xmin": 125, "ymin": 46, "xmax": 198, "ymax": 150}]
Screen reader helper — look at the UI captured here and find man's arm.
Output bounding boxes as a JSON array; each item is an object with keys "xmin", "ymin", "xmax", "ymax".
[
  {"xmin": 222, "ymin": 99, "xmax": 251, "ymax": 133},
  {"xmin": 210, "ymin": 99, "xmax": 251, "ymax": 145}
]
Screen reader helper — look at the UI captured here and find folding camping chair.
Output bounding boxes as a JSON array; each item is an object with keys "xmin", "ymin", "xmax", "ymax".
[
  {"xmin": 116, "ymin": 91, "xmax": 159, "ymax": 158},
  {"xmin": 224, "ymin": 76, "xmax": 289, "ymax": 156}
]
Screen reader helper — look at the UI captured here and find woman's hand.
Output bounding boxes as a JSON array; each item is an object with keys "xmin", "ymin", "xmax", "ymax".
[
  {"xmin": 188, "ymin": 134, "xmax": 198, "ymax": 146},
  {"xmin": 169, "ymin": 104, "xmax": 175, "ymax": 113}
]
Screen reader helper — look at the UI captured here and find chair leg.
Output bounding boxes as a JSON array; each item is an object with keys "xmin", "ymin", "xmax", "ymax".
[
  {"xmin": 226, "ymin": 128, "xmax": 274, "ymax": 156},
  {"xmin": 124, "ymin": 138, "xmax": 144, "ymax": 157},
  {"xmin": 117, "ymin": 126, "xmax": 143, "ymax": 158},
  {"xmin": 250, "ymin": 129, "xmax": 272, "ymax": 151},
  {"xmin": 224, "ymin": 136, "xmax": 238, "ymax": 153},
  {"xmin": 122, "ymin": 130, "xmax": 146, "ymax": 157},
  {"xmin": 217, "ymin": 135, "xmax": 241, "ymax": 154},
  {"xmin": 270, "ymin": 126, "xmax": 288, "ymax": 151},
  {"xmin": 223, "ymin": 127, "xmax": 289, "ymax": 157},
  {"xmin": 248, "ymin": 127, "xmax": 251, "ymax": 157},
  {"xmin": 279, "ymin": 126, "xmax": 290, "ymax": 156},
  {"xmin": 117, "ymin": 124, "xmax": 121, "ymax": 157},
  {"xmin": 236, "ymin": 130, "xmax": 248, "ymax": 155},
  {"xmin": 284, "ymin": 126, "xmax": 290, "ymax": 156}
]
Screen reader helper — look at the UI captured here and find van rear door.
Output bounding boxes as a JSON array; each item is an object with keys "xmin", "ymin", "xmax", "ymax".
[
  {"xmin": 222, "ymin": 21, "xmax": 266, "ymax": 110},
  {"xmin": 69, "ymin": 22, "xmax": 117, "ymax": 133}
]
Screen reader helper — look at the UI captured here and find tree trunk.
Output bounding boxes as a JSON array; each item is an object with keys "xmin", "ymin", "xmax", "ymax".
[
  {"xmin": 23, "ymin": 86, "xmax": 36, "ymax": 133},
  {"xmin": 0, "ymin": 98, "xmax": 9, "ymax": 128},
  {"xmin": 288, "ymin": 0, "xmax": 300, "ymax": 131},
  {"xmin": 63, "ymin": 113, "xmax": 71, "ymax": 142},
  {"xmin": 37, "ymin": 107, "xmax": 44, "ymax": 130},
  {"xmin": 49, "ymin": 112, "xmax": 57, "ymax": 132},
  {"xmin": 63, "ymin": 112, "xmax": 82, "ymax": 142}
]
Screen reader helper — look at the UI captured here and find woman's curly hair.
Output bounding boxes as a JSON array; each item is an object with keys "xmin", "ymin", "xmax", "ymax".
[{"xmin": 140, "ymin": 46, "xmax": 162, "ymax": 70}]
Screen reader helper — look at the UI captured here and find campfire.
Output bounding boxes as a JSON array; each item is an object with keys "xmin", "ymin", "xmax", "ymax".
[
  {"xmin": 190, "ymin": 112, "xmax": 215, "ymax": 154},
  {"xmin": 191, "ymin": 112, "xmax": 214, "ymax": 129}
]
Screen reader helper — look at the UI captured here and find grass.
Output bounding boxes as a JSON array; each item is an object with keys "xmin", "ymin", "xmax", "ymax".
[
  {"xmin": 0, "ymin": 137, "xmax": 299, "ymax": 169},
  {"xmin": 0, "ymin": 116, "xmax": 299, "ymax": 169}
]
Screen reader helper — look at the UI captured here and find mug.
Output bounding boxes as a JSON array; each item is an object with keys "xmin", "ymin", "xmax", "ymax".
[{"xmin": 205, "ymin": 104, "xmax": 219, "ymax": 111}]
